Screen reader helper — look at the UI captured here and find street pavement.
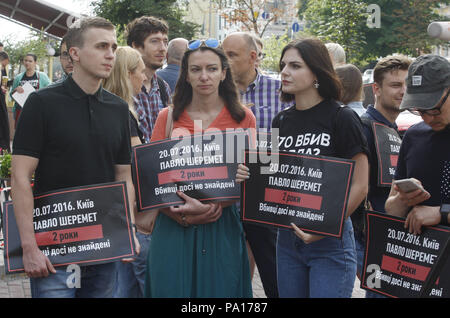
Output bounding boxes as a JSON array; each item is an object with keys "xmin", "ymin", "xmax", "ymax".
[{"xmin": 0, "ymin": 242, "xmax": 365, "ymax": 298}]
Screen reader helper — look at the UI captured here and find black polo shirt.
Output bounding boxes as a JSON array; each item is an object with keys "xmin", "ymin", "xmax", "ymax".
[{"xmin": 13, "ymin": 75, "xmax": 131, "ymax": 195}]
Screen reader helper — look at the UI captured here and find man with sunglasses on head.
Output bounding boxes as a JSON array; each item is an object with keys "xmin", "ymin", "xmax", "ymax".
[{"xmin": 385, "ymin": 54, "xmax": 450, "ymax": 233}]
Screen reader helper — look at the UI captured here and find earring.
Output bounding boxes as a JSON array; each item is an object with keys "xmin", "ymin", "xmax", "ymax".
[{"xmin": 314, "ymin": 80, "xmax": 319, "ymax": 89}]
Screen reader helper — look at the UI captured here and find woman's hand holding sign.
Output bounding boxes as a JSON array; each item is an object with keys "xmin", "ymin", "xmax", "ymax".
[
  {"xmin": 290, "ymin": 223, "xmax": 324, "ymax": 244},
  {"xmin": 236, "ymin": 164, "xmax": 250, "ymax": 183},
  {"xmin": 167, "ymin": 191, "xmax": 222, "ymax": 226}
]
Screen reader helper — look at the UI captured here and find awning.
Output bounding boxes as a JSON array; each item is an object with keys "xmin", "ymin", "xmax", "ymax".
[{"xmin": 0, "ymin": 0, "xmax": 82, "ymax": 40}]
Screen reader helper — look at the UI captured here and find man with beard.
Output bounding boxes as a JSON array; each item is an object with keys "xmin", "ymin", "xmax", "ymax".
[{"xmin": 126, "ymin": 16, "xmax": 171, "ymax": 143}]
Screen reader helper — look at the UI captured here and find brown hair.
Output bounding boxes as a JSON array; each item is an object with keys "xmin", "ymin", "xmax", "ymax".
[
  {"xmin": 125, "ymin": 16, "xmax": 169, "ymax": 48},
  {"xmin": 373, "ymin": 54, "xmax": 411, "ymax": 86},
  {"xmin": 65, "ymin": 17, "xmax": 115, "ymax": 50},
  {"xmin": 279, "ymin": 38, "xmax": 342, "ymax": 102},
  {"xmin": 172, "ymin": 46, "xmax": 245, "ymax": 123},
  {"xmin": 335, "ymin": 64, "xmax": 363, "ymax": 104}
]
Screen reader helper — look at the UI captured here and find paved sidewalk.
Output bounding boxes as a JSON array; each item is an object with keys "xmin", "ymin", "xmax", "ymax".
[{"xmin": 0, "ymin": 250, "xmax": 365, "ymax": 298}]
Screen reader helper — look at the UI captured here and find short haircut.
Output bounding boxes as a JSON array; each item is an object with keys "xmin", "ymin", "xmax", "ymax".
[
  {"xmin": 325, "ymin": 43, "xmax": 346, "ymax": 66},
  {"xmin": 0, "ymin": 51, "xmax": 9, "ymax": 61},
  {"xmin": 0, "ymin": 42, "xmax": 3, "ymax": 47},
  {"xmin": 125, "ymin": 16, "xmax": 169, "ymax": 48},
  {"xmin": 253, "ymin": 35, "xmax": 263, "ymax": 50},
  {"xmin": 60, "ymin": 34, "xmax": 67, "ymax": 47},
  {"xmin": 373, "ymin": 54, "xmax": 412, "ymax": 86},
  {"xmin": 65, "ymin": 17, "xmax": 115, "ymax": 50},
  {"xmin": 228, "ymin": 32, "xmax": 258, "ymax": 52},
  {"xmin": 25, "ymin": 53, "xmax": 37, "ymax": 62},
  {"xmin": 167, "ymin": 38, "xmax": 188, "ymax": 63},
  {"xmin": 335, "ymin": 64, "xmax": 363, "ymax": 104}
]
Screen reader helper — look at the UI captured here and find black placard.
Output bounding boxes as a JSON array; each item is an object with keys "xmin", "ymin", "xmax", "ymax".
[
  {"xmin": 372, "ymin": 122, "xmax": 402, "ymax": 187},
  {"xmin": 241, "ymin": 150, "xmax": 355, "ymax": 238},
  {"xmin": 2, "ymin": 182, "xmax": 135, "ymax": 274},
  {"xmin": 361, "ymin": 211, "xmax": 450, "ymax": 298},
  {"xmin": 132, "ymin": 130, "xmax": 249, "ymax": 211}
]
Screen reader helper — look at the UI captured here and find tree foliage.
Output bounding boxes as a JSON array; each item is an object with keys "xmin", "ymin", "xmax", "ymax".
[
  {"xmin": 302, "ymin": 0, "xmax": 368, "ymax": 65},
  {"xmin": 91, "ymin": 0, "xmax": 200, "ymax": 40},
  {"xmin": 260, "ymin": 34, "xmax": 291, "ymax": 71},
  {"xmin": 2, "ymin": 32, "xmax": 49, "ymax": 76},
  {"xmin": 300, "ymin": 0, "xmax": 450, "ymax": 67},
  {"xmin": 213, "ymin": 0, "xmax": 296, "ymax": 37}
]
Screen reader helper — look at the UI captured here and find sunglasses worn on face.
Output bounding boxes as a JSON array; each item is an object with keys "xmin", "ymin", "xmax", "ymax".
[
  {"xmin": 188, "ymin": 38, "xmax": 220, "ymax": 50},
  {"xmin": 410, "ymin": 90, "xmax": 450, "ymax": 116}
]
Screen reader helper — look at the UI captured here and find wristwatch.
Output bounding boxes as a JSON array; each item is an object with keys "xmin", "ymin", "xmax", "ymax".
[{"xmin": 440, "ymin": 204, "xmax": 450, "ymax": 226}]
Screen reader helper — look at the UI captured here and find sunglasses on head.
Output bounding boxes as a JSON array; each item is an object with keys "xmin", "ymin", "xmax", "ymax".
[
  {"xmin": 410, "ymin": 89, "xmax": 450, "ymax": 116},
  {"xmin": 188, "ymin": 38, "xmax": 220, "ymax": 50}
]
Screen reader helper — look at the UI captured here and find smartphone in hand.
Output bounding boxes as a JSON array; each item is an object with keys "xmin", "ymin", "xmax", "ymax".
[{"xmin": 393, "ymin": 178, "xmax": 424, "ymax": 193}]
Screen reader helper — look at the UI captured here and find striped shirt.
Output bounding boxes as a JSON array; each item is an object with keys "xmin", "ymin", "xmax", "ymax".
[
  {"xmin": 135, "ymin": 74, "xmax": 172, "ymax": 143},
  {"xmin": 240, "ymin": 70, "xmax": 293, "ymax": 131}
]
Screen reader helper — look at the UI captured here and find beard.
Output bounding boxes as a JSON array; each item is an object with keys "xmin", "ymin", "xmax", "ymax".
[
  {"xmin": 150, "ymin": 63, "xmax": 163, "ymax": 70},
  {"xmin": 146, "ymin": 60, "xmax": 164, "ymax": 71},
  {"xmin": 381, "ymin": 101, "xmax": 402, "ymax": 115}
]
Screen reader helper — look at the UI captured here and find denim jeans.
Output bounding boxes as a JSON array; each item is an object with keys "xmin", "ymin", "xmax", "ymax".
[
  {"xmin": 113, "ymin": 231, "xmax": 151, "ymax": 298},
  {"xmin": 277, "ymin": 218, "xmax": 357, "ymax": 298},
  {"xmin": 30, "ymin": 262, "xmax": 117, "ymax": 298},
  {"xmin": 355, "ymin": 235, "xmax": 386, "ymax": 298}
]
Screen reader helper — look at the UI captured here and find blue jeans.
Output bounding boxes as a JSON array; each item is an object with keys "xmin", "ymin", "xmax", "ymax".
[
  {"xmin": 355, "ymin": 235, "xmax": 386, "ymax": 298},
  {"xmin": 114, "ymin": 231, "xmax": 151, "ymax": 298},
  {"xmin": 277, "ymin": 218, "xmax": 357, "ymax": 298},
  {"xmin": 30, "ymin": 262, "xmax": 116, "ymax": 298}
]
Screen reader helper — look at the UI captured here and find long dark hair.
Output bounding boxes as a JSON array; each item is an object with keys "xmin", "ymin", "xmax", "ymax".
[
  {"xmin": 279, "ymin": 38, "xmax": 342, "ymax": 103},
  {"xmin": 172, "ymin": 46, "xmax": 245, "ymax": 123}
]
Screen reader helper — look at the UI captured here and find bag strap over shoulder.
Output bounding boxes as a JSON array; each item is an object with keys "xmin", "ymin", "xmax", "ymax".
[{"xmin": 157, "ymin": 76, "xmax": 169, "ymax": 108}]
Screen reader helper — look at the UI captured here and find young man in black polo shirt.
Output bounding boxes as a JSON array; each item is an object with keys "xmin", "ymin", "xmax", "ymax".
[{"xmin": 11, "ymin": 17, "xmax": 138, "ymax": 298}]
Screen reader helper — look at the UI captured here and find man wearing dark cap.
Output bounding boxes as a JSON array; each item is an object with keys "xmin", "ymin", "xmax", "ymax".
[{"xmin": 385, "ymin": 54, "xmax": 450, "ymax": 232}]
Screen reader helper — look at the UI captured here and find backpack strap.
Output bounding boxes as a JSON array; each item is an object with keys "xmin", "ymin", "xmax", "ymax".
[{"xmin": 156, "ymin": 76, "xmax": 169, "ymax": 108}]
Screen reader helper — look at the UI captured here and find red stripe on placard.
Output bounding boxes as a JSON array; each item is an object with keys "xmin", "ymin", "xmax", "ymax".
[
  {"xmin": 390, "ymin": 155, "xmax": 398, "ymax": 167},
  {"xmin": 157, "ymin": 166, "xmax": 228, "ymax": 185},
  {"xmin": 35, "ymin": 224, "xmax": 104, "ymax": 246},
  {"xmin": 381, "ymin": 254, "xmax": 430, "ymax": 281},
  {"xmin": 264, "ymin": 188, "xmax": 322, "ymax": 210}
]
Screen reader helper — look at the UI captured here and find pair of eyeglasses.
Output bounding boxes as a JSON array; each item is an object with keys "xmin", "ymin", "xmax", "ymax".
[
  {"xmin": 60, "ymin": 51, "xmax": 70, "ymax": 60},
  {"xmin": 410, "ymin": 90, "xmax": 450, "ymax": 116},
  {"xmin": 188, "ymin": 38, "xmax": 220, "ymax": 50}
]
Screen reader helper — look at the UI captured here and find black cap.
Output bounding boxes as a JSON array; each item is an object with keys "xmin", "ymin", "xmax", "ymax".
[{"xmin": 400, "ymin": 54, "xmax": 450, "ymax": 110}]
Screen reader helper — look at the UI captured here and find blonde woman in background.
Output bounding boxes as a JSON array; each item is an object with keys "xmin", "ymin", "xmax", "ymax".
[
  {"xmin": 104, "ymin": 46, "xmax": 146, "ymax": 147},
  {"xmin": 103, "ymin": 46, "xmax": 153, "ymax": 298}
]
